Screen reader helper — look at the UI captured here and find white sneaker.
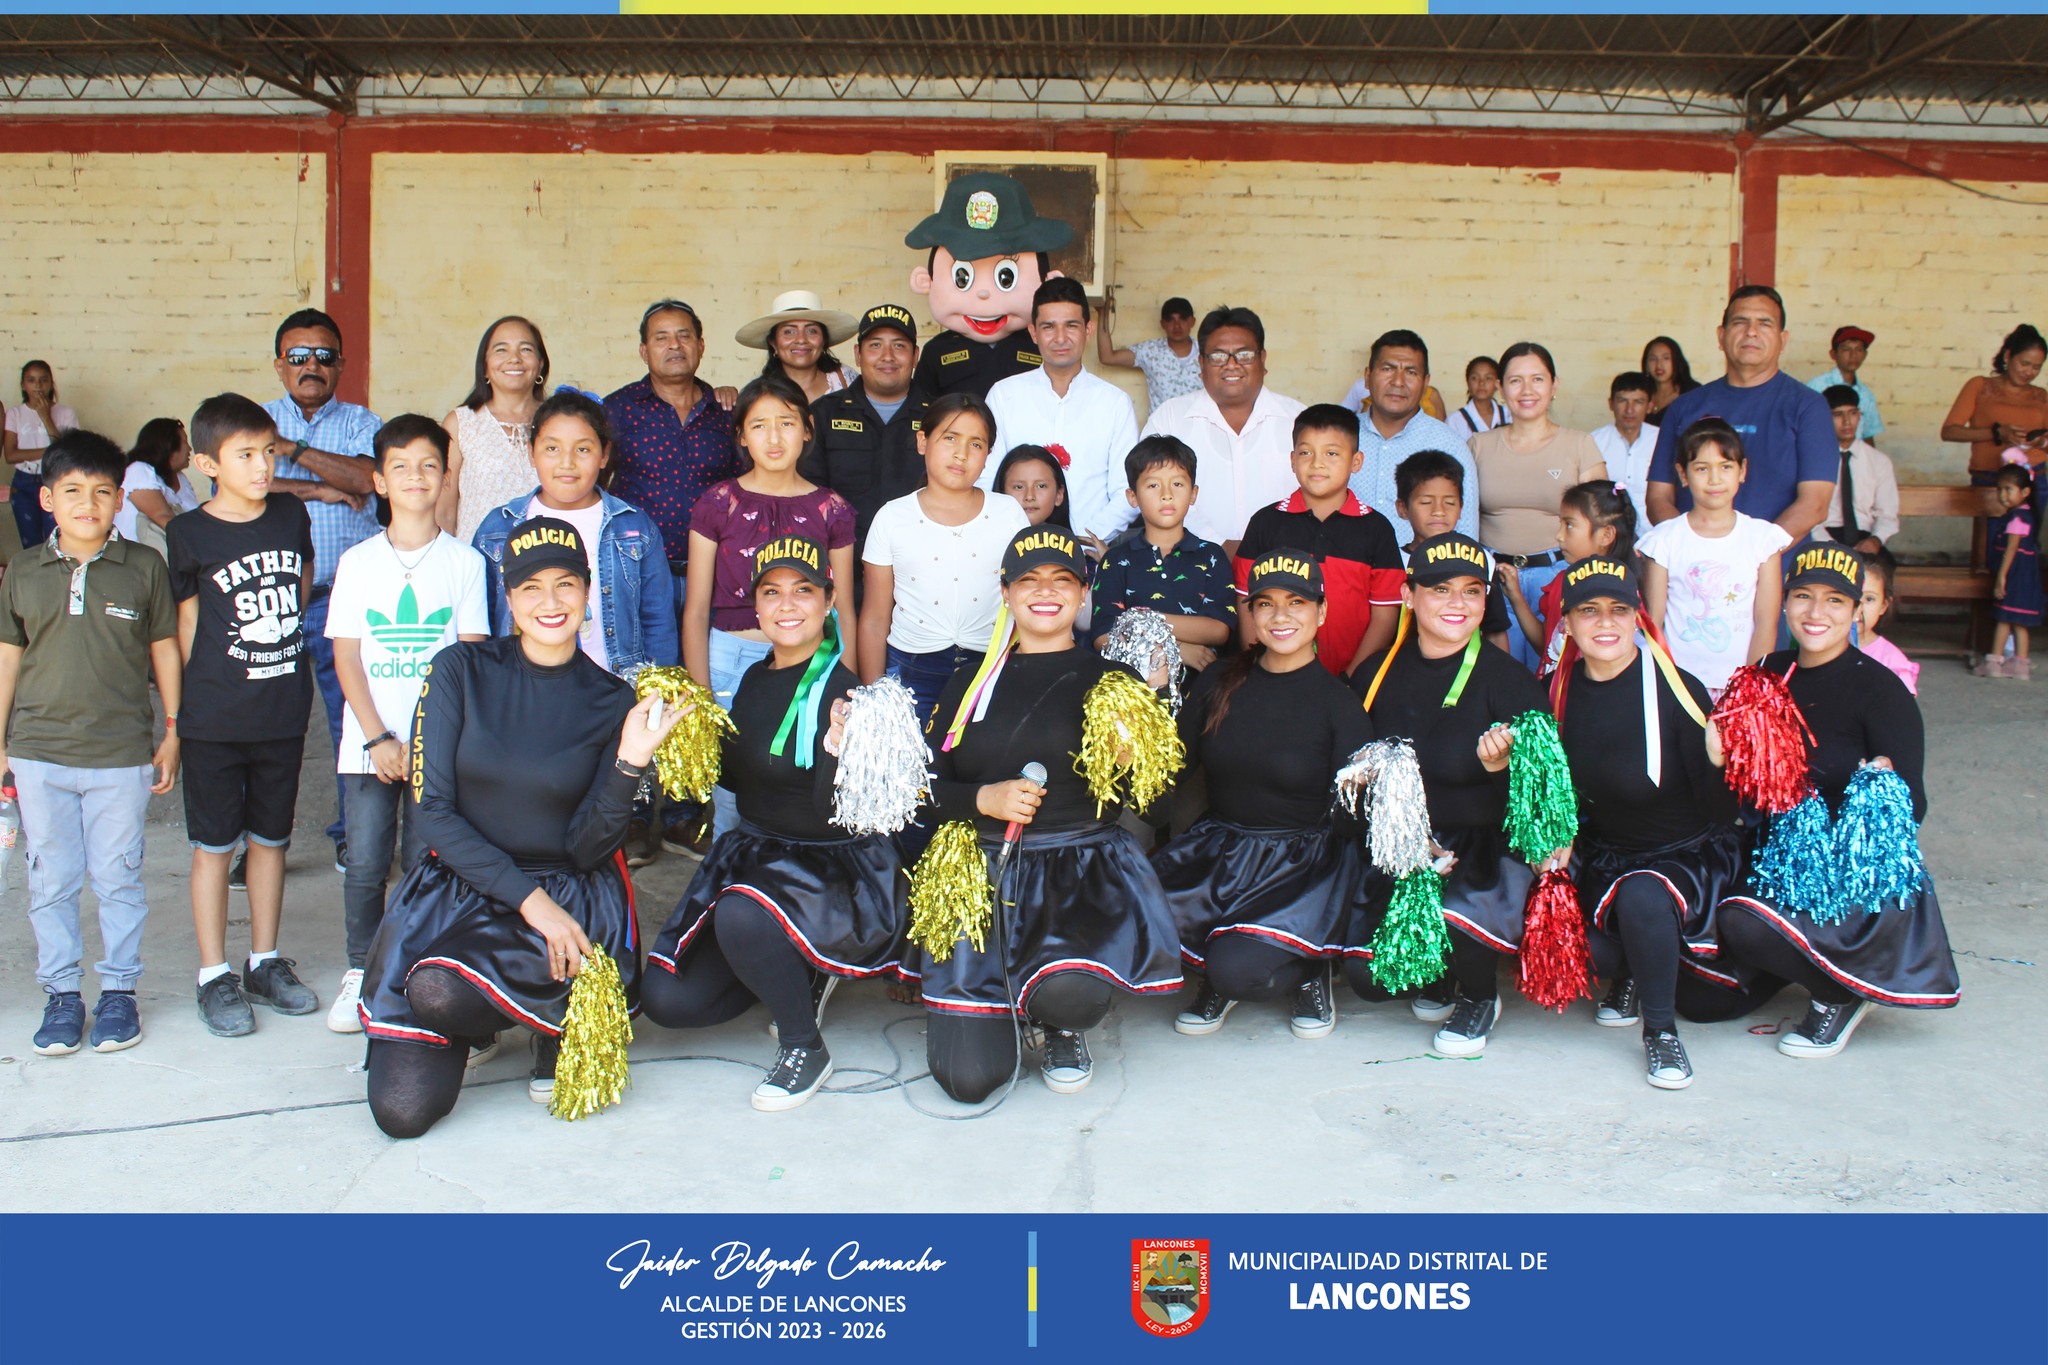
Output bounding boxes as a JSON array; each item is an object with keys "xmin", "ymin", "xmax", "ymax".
[{"xmin": 325, "ymin": 968, "xmax": 365, "ymax": 1033}]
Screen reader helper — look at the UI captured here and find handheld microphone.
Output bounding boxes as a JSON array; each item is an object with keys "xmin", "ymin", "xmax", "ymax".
[{"xmin": 1003, "ymin": 761, "xmax": 1049, "ymax": 846}]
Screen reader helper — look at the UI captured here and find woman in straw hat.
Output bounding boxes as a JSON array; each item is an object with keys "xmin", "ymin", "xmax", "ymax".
[{"xmin": 738, "ymin": 290, "xmax": 860, "ymax": 404}]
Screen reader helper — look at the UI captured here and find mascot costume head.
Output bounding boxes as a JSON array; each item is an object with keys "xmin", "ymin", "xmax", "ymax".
[{"xmin": 906, "ymin": 171, "xmax": 1075, "ymax": 398}]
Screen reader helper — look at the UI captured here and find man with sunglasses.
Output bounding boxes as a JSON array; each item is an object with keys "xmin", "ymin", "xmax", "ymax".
[
  {"xmin": 1137, "ymin": 306, "xmax": 1303, "ymax": 557},
  {"xmin": 265, "ymin": 307, "xmax": 382, "ymax": 875}
]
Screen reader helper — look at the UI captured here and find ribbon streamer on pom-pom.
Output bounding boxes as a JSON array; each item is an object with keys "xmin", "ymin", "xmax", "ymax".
[
  {"xmin": 550, "ymin": 944, "xmax": 632, "ymax": 1121},
  {"xmin": 830, "ymin": 674, "xmax": 931, "ymax": 836},
  {"xmin": 1714, "ymin": 664, "xmax": 1814, "ymax": 815},
  {"xmin": 941, "ymin": 603, "xmax": 1016, "ymax": 752},
  {"xmin": 1834, "ymin": 765, "xmax": 1926, "ymax": 911},
  {"xmin": 1369, "ymin": 867, "xmax": 1450, "ymax": 993},
  {"xmin": 1750, "ymin": 793, "xmax": 1840, "ymax": 920},
  {"xmin": 1502, "ymin": 709, "xmax": 1578, "ymax": 864},
  {"xmin": 906, "ymin": 821, "xmax": 995, "ymax": 962},
  {"xmin": 1518, "ymin": 869, "xmax": 1593, "ymax": 1011},
  {"xmin": 1334, "ymin": 738, "xmax": 1433, "ymax": 877},
  {"xmin": 633, "ymin": 666, "xmax": 735, "ymax": 803},
  {"xmin": 768, "ymin": 614, "xmax": 843, "ymax": 770},
  {"xmin": 1100, "ymin": 607, "xmax": 1186, "ymax": 715},
  {"xmin": 1077, "ymin": 666, "xmax": 1183, "ymax": 813}
]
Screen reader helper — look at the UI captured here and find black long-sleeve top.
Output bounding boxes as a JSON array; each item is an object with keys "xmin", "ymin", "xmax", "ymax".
[
  {"xmin": 1179, "ymin": 659, "xmax": 1373, "ymax": 830},
  {"xmin": 410, "ymin": 635, "xmax": 637, "ymax": 911},
  {"xmin": 717, "ymin": 653, "xmax": 857, "ymax": 839},
  {"xmin": 1761, "ymin": 647, "xmax": 1928, "ymax": 821},
  {"xmin": 1350, "ymin": 640, "xmax": 1550, "ymax": 838},
  {"xmin": 1559, "ymin": 654, "xmax": 1737, "ymax": 852},
  {"xmin": 924, "ymin": 648, "xmax": 1144, "ymax": 838}
]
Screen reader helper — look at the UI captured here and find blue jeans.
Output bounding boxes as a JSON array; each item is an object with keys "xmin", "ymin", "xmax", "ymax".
[
  {"xmin": 1502, "ymin": 559, "xmax": 1565, "ymax": 672},
  {"xmin": 13, "ymin": 759, "xmax": 153, "ymax": 993},
  {"xmin": 10, "ymin": 470, "xmax": 53, "ymax": 551},
  {"xmin": 341, "ymin": 772, "xmax": 422, "ymax": 969},
  {"xmin": 708, "ymin": 628, "xmax": 774, "ymax": 837},
  {"xmin": 303, "ymin": 589, "xmax": 348, "ymax": 846},
  {"xmin": 886, "ymin": 643, "xmax": 983, "ymax": 738}
]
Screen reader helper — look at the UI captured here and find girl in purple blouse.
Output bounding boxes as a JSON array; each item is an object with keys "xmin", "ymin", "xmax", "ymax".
[{"xmin": 683, "ymin": 373, "xmax": 857, "ymax": 837}]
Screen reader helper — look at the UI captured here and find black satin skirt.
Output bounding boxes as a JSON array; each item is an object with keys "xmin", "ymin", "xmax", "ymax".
[
  {"xmin": 897, "ymin": 823, "xmax": 1185, "ymax": 1018},
  {"xmin": 1156, "ymin": 818, "xmax": 1370, "ymax": 966},
  {"xmin": 647, "ymin": 819, "xmax": 904, "ymax": 980},
  {"xmin": 1718, "ymin": 878, "xmax": 1961, "ymax": 1008},
  {"xmin": 1581, "ymin": 824, "xmax": 1746, "ymax": 990},
  {"xmin": 358, "ymin": 854, "xmax": 640, "ymax": 1047}
]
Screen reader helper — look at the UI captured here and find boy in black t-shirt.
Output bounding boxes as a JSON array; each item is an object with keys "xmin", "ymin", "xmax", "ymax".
[{"xmin": 166, "ymin": 393, "xmax": 320, "ymax": 1037}]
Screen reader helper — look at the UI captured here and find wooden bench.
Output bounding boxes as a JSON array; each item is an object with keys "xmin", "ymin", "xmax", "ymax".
[{"xmin": 1892, "ymin": 483, "xmax": 2003, "ymax": 657}]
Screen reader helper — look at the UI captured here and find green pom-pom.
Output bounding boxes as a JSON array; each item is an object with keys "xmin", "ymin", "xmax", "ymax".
[
  {"xmin": 1369, "ymin": 867, "xmax": 1450, "ymax": 994},
  {"xmin": 1503, "ymin": 709, "xmax": 1578, "ymax": 862}
]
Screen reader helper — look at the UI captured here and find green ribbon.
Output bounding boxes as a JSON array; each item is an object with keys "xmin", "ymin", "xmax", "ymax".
[
  {"xmin": 1440, "ymin": 629, "xmax": 1482, "ymax": 709},
  {"xmin": 769, "ymin": 612, "xmax": 843, "ymax": 770}
]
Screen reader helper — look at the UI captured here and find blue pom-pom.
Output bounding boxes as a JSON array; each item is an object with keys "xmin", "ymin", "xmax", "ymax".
[
  {"xmin": 1751, "ymin": 794, "xmax": 1842, "ymax": 922},
  {"xmin": 1834, "ymin": 766, "xmax": 1926, "ymax": 912}
]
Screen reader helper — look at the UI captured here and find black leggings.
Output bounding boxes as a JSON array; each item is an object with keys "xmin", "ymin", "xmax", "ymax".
[
  {"xmin": 1204, "ymin": 934, "xmax": 1316, "ymax": 1001},
  {"xmin": 1341, "ymin": 959, "xmax": 1434, "ymax": 1004},
  {"xmin": 639, "ymin": 892, "xmax": 824, "ymax": 1047},
  {"xmin": 1586, "ymin": 876, "xmax": 1686, "ymax": 1032},
  {"xmin": 926, "ymin": 970, "xmax": 1114, "ymax": 1103},
  {"xmin": 366, "ymin": 965, "xmax": 516, "ymax": 1140},
  {"xmin": 1682, "ymin": 900, "xmax": 1854, "ymax": 1019}
]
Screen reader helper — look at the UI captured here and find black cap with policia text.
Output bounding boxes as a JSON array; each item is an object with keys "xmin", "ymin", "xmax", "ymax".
[
  {"xmin": 1244, "ymin": 550, "xmax": 1325, "ymax": 601},
  {"xmin": 1784, "ymin": 542, "xmax": 1865, "ymax": 599},
  {"xmin": 1407, "ymin": 532, "xmax": 1494, "ymax": 586},
  {"xmin": 752, "ymin": 534, "xmax": 833, "ymax": 590},
  {"xmin": 1558, "ymin": 555, "xmax": 1641, "ymax": 611},
  {"xmin": 1001, "ymin": 524, "xmax": 1088, "ymax": 582},
  {"xmin": 858, "ymin": 303, "xmax": 918, "ymax": 343},
  {"xmin": 504, "ymin": 516, "xmax": 590, "ymax": 588}
]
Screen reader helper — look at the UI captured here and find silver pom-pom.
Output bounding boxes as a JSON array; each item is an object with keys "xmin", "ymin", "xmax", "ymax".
[
  {"xmin": 1100, "ymin": 607, "xmax": 1185, "ymax": 714},
  {"xmin": 830, "ymin": 675, "xmax": 932, "ymax": 836},
  {"xmin": 1335, "ymin": 738, "xmax": 1434, "ymax": 877}
]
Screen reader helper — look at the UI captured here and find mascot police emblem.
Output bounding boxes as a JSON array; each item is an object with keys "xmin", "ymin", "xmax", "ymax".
[{"xmin": 1131, "ymin": 1239, "xmax": 1210, "ymax": 1338}]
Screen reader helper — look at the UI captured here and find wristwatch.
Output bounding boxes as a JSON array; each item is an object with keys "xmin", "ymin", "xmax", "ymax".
[{"xmin": 291, "ymin": 439, "xmax": 310, "ymax": 461}]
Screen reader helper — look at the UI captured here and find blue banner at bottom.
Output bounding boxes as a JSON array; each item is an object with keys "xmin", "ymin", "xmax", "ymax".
[{"xmin": 4, "ymin": 1212, "xmax": 2043, "ymax": 1361}]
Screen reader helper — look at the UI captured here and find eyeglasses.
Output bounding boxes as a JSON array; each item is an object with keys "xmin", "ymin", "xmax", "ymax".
[
  {"xmin": 1204, "ymin": 348, "xmax": 1260, "ymax": 367},
  {"xmin": 283, "ymin": 346, "xmax": 339, "ymax": 367}
]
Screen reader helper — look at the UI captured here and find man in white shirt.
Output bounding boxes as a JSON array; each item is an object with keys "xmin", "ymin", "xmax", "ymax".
[
  {"xmin": 1819, "ymin": 384, "xmax": 1899, "ymax": 552},
  {"xmin": 984, "ymin": 278, "xmax": 1139, "ymax": 546},
  {"xmin": 1137, "ymin": 306, "xmax": 1304, "ymax": 554},
  {"xmin": 1590, "ymin": 370, "xmax": 1659, "ymax": 533}
]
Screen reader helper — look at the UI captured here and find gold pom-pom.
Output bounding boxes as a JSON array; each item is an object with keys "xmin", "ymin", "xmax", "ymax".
[
  {"xmin": 1078, "ymin": 667, "xmax": 1184, "ymax": 814},
  {"xmin": 906, "ymin": 821, "xmax": 994, "ymax": 964},
  {"xmin": 634, "ymin": 665, "xmax": 735, "ymax": 804},
  {"xmin": 550, "ymin": 943, "xmax": 632, "ymax": 1122}
]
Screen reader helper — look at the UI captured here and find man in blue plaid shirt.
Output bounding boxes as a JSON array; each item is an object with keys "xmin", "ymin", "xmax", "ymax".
[{"xmin": 263, "ymin": 308, "xmax": 382, "ymax": 870}]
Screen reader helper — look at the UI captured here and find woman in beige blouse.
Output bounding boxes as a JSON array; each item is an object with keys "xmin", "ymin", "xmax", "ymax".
[
  {"xmin": 1468, "ymin": 341, "xmax": 1606, "ymax": 669},
  {"xmin": 439, "ymin": 315, "xmax": 548, "ymax": 542}
]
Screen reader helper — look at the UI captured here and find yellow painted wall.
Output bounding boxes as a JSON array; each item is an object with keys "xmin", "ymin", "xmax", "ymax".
[
  {"xmin": 1776, "ymin": 172, "xmax": 2048, "ymax": 485},
  {"xmin": 0, "ymin": 151, "xmax": 325, "ymax": 451}
]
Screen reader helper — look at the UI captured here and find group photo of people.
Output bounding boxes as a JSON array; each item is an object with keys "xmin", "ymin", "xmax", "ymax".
[{"xmin": 6, "ymin": 169, "xmax": 2040, "ymax": 1143}]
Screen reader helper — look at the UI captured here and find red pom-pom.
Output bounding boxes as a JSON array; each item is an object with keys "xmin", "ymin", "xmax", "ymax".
[
  {"xmin": 1518, "ymin": 869, "xmax": 1592, "ymax": 1012},
  {"xmin": 1712, "ymin": 664, "xmax": 1814, "ymax": 815}
]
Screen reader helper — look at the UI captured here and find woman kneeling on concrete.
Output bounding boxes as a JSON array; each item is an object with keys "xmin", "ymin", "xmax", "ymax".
[{"xmin": 359, "ymin": 517, "xmax": 679, "ymax": 1138}]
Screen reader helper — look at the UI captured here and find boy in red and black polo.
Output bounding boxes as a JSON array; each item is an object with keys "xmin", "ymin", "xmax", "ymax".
[{"xmin": 1234, "ymin": 405, "xmax": 1404, "ymax": 676}]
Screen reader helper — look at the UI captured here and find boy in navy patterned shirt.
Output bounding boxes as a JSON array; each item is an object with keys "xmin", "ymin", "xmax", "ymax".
[{"xmin": 1088, "ymin": 435, "xmax": 1235, "ymax": 671}]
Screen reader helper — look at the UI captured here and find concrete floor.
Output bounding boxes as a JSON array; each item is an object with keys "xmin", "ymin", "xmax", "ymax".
[{"xmin": 3, "ymin": 630, "xmax": 2042, "ymax": 1214}]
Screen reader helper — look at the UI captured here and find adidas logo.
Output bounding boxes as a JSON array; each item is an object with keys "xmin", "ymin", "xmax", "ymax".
[{"xmin": 366, "ymin": 584, "xmax": 453, "ymax": 658}]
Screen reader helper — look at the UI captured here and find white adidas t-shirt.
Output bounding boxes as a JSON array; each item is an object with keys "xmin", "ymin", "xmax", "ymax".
[{"xmin": 324, "ymin": 532, "xmax": 489, "ymax": 774}]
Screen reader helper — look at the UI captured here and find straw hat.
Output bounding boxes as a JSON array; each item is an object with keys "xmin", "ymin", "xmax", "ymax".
[{"xmin": 735, "ymin": 290, "xmax": 859, "ymax": 350}]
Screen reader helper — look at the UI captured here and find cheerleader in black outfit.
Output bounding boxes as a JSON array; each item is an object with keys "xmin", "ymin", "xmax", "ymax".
[
  {"xmin": 1347, "ymin": 533, "xmax": 1553, "ymax": 1056},
  {"xmin": 1543, "ymin": 556, "xmax": 1741, "ymax": 1089},
  {"xmin": 641, "ymin": 536, "xmax": 901, "ymax": 1111},
  {"xmin": 1163, "ymin": 552, "xmax": 1372, "ymax": 1040},
  {"xmin": 900, "ymin": 525, "xmax": 1183, "ymax": 1100},
  {"xmin": 1703, "ymin": 546, "xmax": 1959, "ymax": 1056},
  {"xmin": 361, "ymin": 517, "xmax": 682, "ymax": 1138}
]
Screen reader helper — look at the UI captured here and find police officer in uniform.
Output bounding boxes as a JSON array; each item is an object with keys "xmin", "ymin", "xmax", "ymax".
[
  {"xmin": 800, "ymin": 303, "xmax": 934, "ymax": 571},
  {"xmin": 906, "ymin": 172, "xmax": 1073, "ymax": 399}
]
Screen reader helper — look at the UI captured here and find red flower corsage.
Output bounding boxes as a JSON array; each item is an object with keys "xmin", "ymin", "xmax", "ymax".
[{"xmin": 1045, "ymin": 443, "xmax": 1073, "ymax": 469}]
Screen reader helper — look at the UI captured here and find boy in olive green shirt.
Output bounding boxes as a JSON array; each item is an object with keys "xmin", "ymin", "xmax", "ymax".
[{"xmin": 0, "ymin": 430, "xmax": 181, "ymax": 1056}]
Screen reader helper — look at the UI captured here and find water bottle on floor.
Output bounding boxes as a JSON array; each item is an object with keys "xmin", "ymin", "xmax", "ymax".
[{"xmin": 0, "ymin": 785, "xmax": 18, "ymax": 891}]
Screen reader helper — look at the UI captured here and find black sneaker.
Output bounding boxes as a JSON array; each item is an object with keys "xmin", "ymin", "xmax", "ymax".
[
  {"xmin": 1040, "ymin": 1028, "xmax": 1093, "ymax": 1093},
  {"xmin": 768, "ymin": 973, "xmax": 841, "ymax": 1040},
  {"xmin": 89, "ymin": 991, "xmax": 142, "ymax": 1053},
  {"xmin": 228, "ymin": 849, "xmax": 248, "ymax": 893},
  {"xmin": 1644, "ymin": 1029, "xmax": 1694, "ymax": 1089},
  {"xmin": 529, "ymin": 1034, "xmax": 559, "ymax": 1104},
  {"xmin": 33, "ymin": 991, "xmax": 86, "ymax": 1056},
  {"xmin": 332, "ymin": 840, "xmax": 348, "ymax": 874},
  {"xmin": 197, "ymin": 973, "xmax": 256, "ymax": 1037},
  {"xmin": 751, "ymin": 1041, "xmax": 834, "ymax": 1111},
  {"xmin": 243, "ymin": 957, "xmax": 319, "ymax": 1015},
  {"xmin": 1596, "ymin": 977, "xmax": 1640, "ymax": 1028},
  {"xmin": 1410, "ymin": 985, "xmax": 1456, "ymax": 1024},
  {"xmin": 1431, "ymin": 992, "xmax": 1501, "ymax": 1057},
  {"xmin": 1173, "ymin": 981, "xmax": 1239, "ymax": 1036},
  {"xmin": 1290, "ymin": 963, "xmax": 1336, "ymax": 1040},
  {"xmin": 466, "ymin": 1033, "xmax": 500, "ymax": 1069},
  {"xmin": 624, "ymin": 818, "xmax": 660, "ymax": 869},
  {"xmin": 1778, "ymin": 998, "xmax": 1873, "ymax": 1059}
]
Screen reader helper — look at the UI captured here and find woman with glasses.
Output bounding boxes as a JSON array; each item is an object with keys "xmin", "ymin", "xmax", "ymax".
[{"xmin": 440, "ymin": 316, "xmax": 549, "ymax": 543}]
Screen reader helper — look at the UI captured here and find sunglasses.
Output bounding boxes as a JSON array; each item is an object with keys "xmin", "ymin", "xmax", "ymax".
[
  {"xmin": 640, "ymin": 299, "xmax": 702, "ymax": 331},
  {"xmin": 283, "ymin": 346, "xmax": 340, "ymax": 367}
]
